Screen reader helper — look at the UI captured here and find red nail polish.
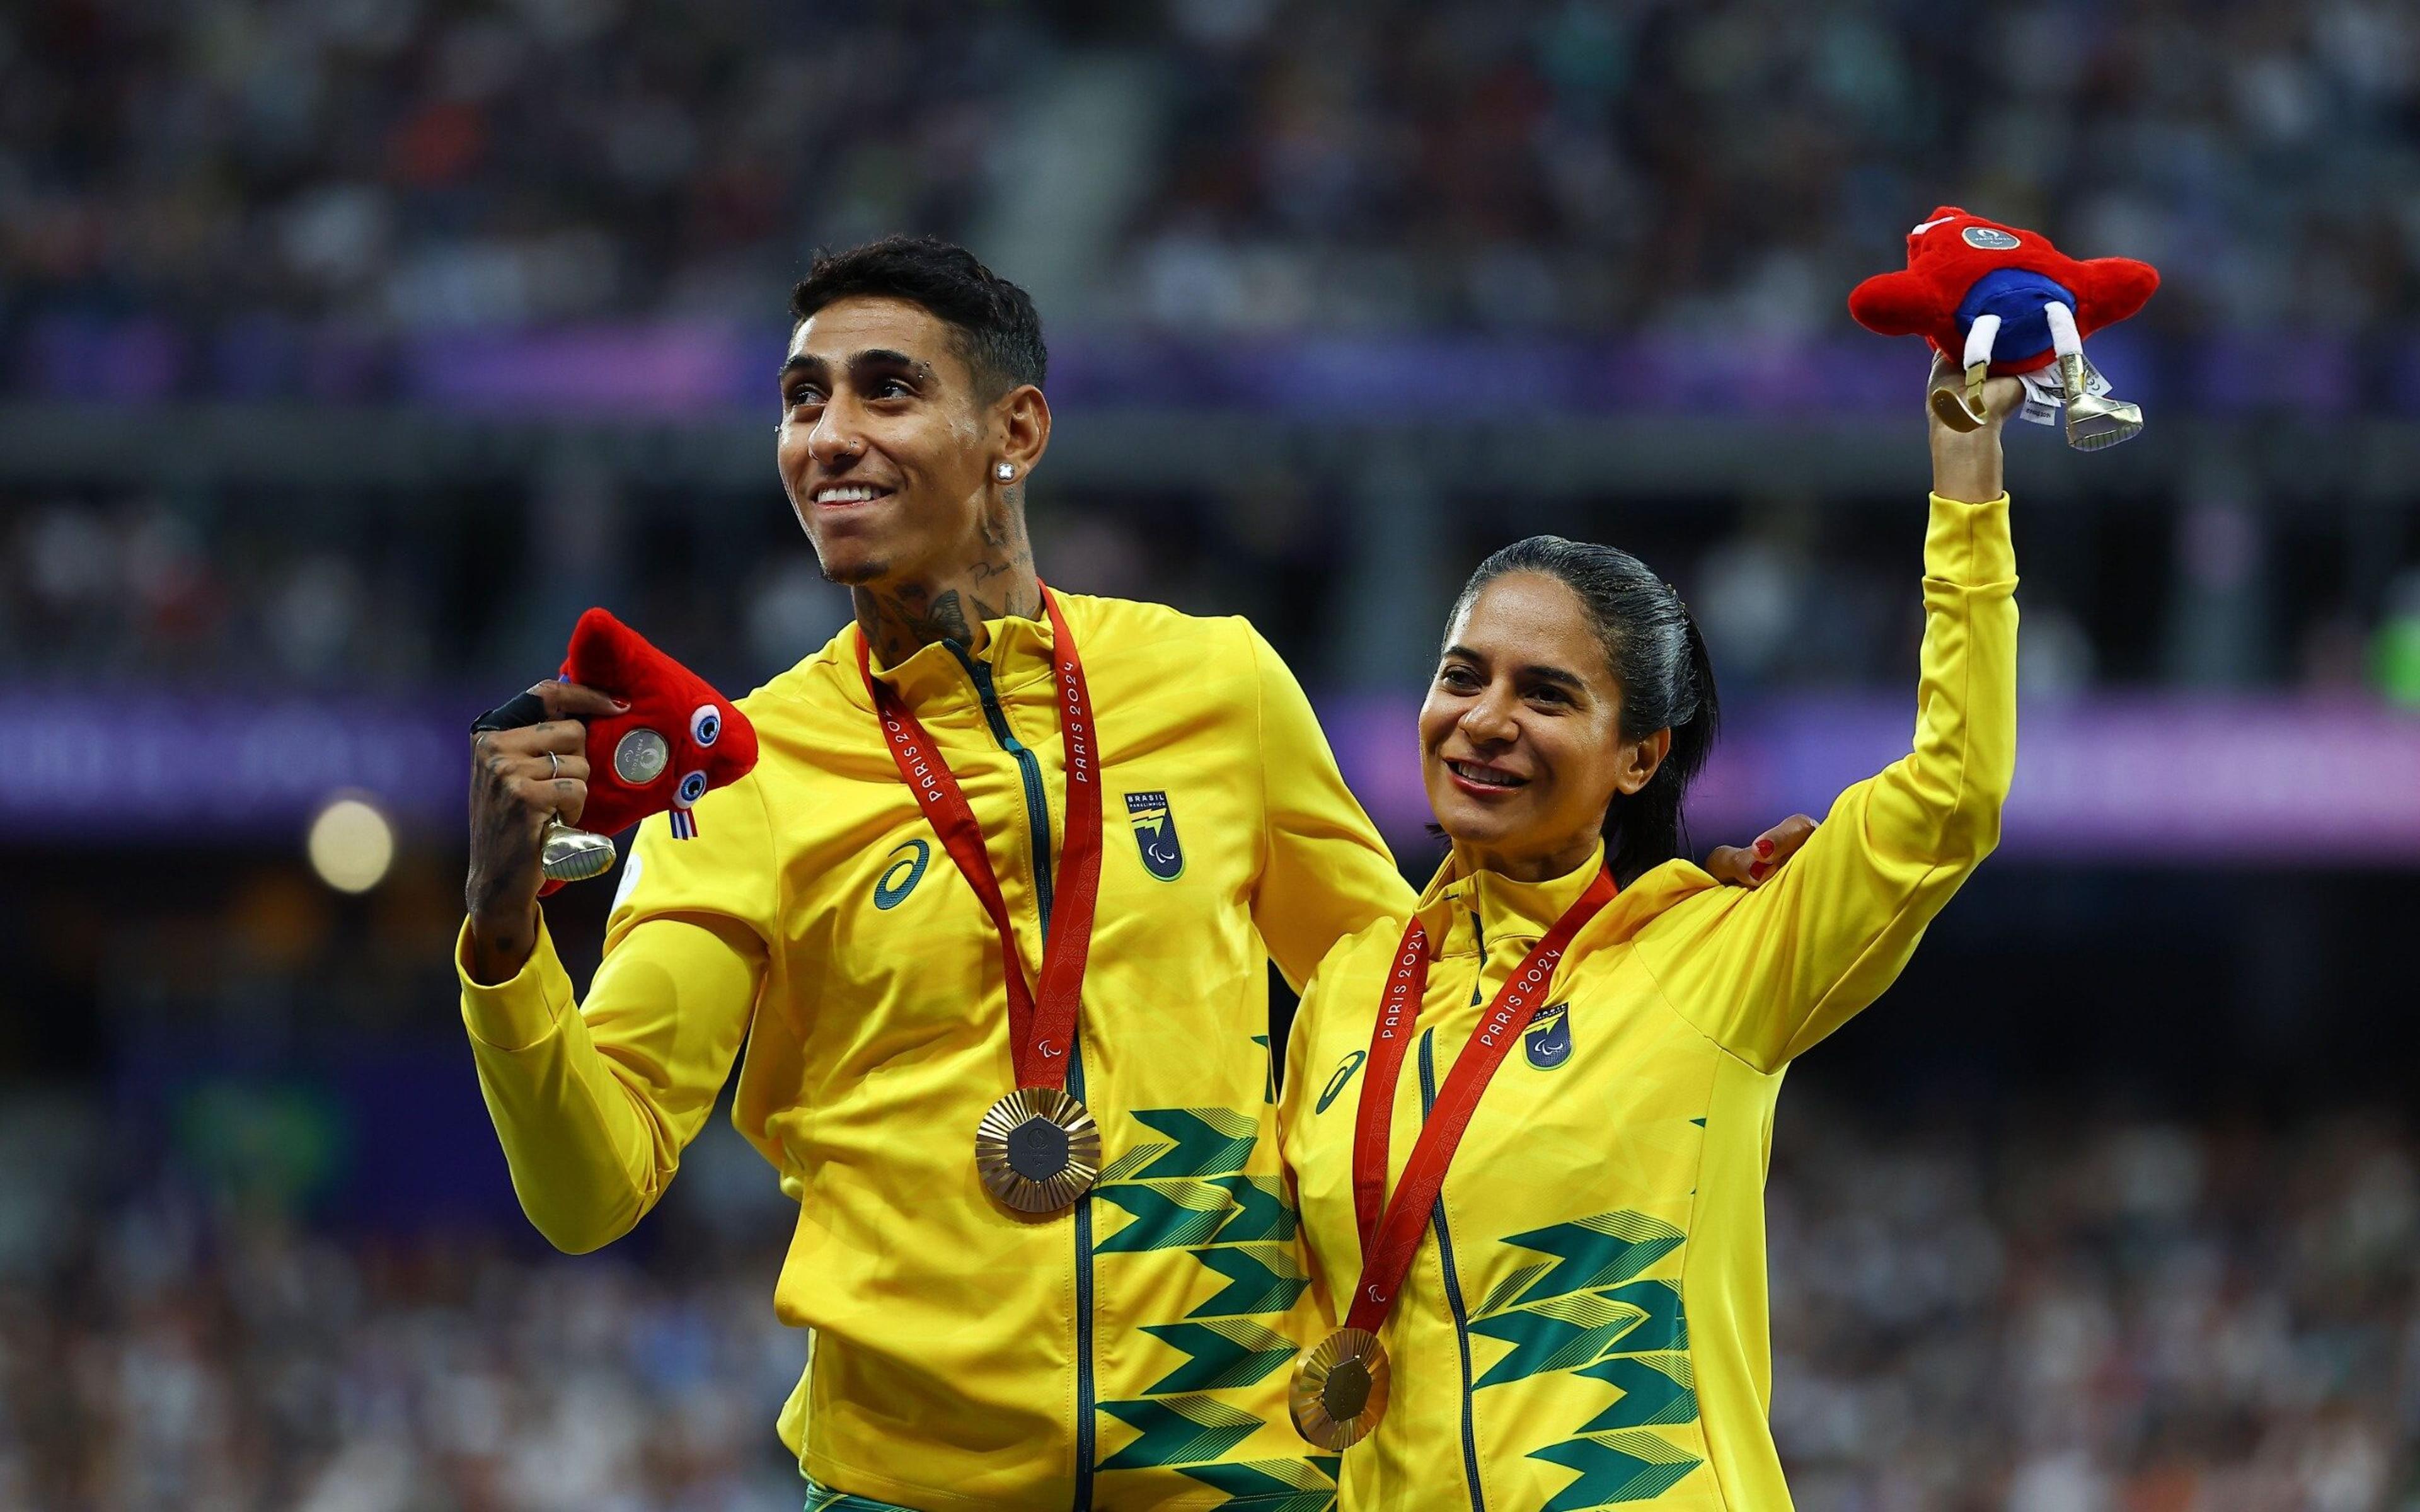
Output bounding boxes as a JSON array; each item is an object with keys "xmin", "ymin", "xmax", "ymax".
[
  {"xmin": 1750, "ymin": 861, "xmax": 1769, "ymax": 879},
  {"xmin": 611, "ymin": 699, "xmax": 631, "ymax": 711},
  {"xmin": 1755, "ymin": 837, "xmax": 1775, "ymax": 857}
]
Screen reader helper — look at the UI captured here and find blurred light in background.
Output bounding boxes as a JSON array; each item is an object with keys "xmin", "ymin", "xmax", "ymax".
[{"xmin": 306, "ymin": 793, "xmax": 395, "ymax": 894}]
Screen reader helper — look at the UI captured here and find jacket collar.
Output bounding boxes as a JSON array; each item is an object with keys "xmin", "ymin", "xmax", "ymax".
[
  {"xmin": 835, "ymin": 600, "xmax": 1063, "ymax": 716},
  {"xmin": 1413, "ymin": 840, "xmax": 1610, "ymax": 960},
  {"xmin": 1409, "ymin": 844, "xmax": 1736, "ymax": 961}
]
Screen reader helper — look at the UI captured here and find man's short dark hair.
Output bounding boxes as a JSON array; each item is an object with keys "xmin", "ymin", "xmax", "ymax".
[{"xmin": 790, "ymin": 235, "xmax": 1047, "ymax": 398}]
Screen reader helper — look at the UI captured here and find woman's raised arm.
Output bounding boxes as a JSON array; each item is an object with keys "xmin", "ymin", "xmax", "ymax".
[{"xmin": 1634, "ymin": 357, "xmax": 2022, "ymax": 1071}]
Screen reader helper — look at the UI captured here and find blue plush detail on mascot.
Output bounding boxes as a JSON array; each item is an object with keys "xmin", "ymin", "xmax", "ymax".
[{"xmin": 1952, "ymin": 268, "xmax": 2077, "ymax": 370}]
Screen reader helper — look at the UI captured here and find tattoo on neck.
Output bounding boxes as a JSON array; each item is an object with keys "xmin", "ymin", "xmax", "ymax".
[
  {"xmin": 965, "ymin": 556, "xmax": 1040, "ymax": 614},
  {"xmin": 981, "ymin": 495, "xmax": 1015, "ymax": 551},
  {"xmin": 855, "ymin": 589, "xmax": 953, "ymax": 663},
  {"xmin": 923, "ymin": 591, "xmax": 974, "ymax": 645},
  {"xmin": 851, "ymin": 552, "xmax": 1040, "ymax": 666}
]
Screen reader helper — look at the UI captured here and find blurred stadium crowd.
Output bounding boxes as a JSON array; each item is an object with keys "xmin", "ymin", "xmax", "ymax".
[
  {"xmin": 0, "ymin": 1094, "xmax": 2410, "ymax": 1511},
  {"xmin": 5, "ymin": 0, "xmax": 2417, "ymax": 336},
  {"xmin": 1768, "ymin": 1109, "xmax": 2419, "ymax": 1512},
  {"xmin": 5, "ymin": 1, "xmax": 2420, "ymax": 698},
  {"xmin": 6, "ymin": 478, "xmax": 2419, "ymax": 704}
]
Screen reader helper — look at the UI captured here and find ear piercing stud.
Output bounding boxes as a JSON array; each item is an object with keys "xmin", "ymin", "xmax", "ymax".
[{"xmin": 995, "ymin": 463, "xmax": 1016, "ymax": 481}]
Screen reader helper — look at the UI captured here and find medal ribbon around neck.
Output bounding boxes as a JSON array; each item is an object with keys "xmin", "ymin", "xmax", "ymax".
[
  {"xmin": 857, "ymin": 585, "xmax": 1107, "ymax": 1211},
  {"xmin": 1290, "ymin": 865, "xmax": 1618, "ymax": 1448}
]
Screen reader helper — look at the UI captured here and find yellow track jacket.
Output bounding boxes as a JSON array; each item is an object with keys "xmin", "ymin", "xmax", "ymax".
[
  {"xmin": 1279, "ymin": 493, "xmax": 2017, "ymax": 1511},
  {"xmin": 456, "ymin": 594, "xmax": 1410, "ymax": 1510}
]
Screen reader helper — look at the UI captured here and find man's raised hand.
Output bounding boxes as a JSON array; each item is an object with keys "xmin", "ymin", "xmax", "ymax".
[{"xmin": 464, "ymin": 679, "xmax": 625, "ymax": 983}]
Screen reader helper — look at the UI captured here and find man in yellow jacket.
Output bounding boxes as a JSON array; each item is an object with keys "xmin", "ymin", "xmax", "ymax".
[{"xmin": 461, "ymin": 236, "xmax": 1799, "ymax": 1511}]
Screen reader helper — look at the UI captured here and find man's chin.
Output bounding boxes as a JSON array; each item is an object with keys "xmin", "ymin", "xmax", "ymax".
[{"xmin": 819, "ymin": 557, "xmax": 890, "ymax": 587}]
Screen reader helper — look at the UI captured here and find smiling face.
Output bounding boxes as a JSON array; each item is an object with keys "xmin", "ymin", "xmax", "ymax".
[
  {"xmin": 776, "ymin": 295, "xmax": 1025, "ymax": 588},
  {"xmin": 1420, "ymin": 571, "xmax": 1670, "ymax": 883}
]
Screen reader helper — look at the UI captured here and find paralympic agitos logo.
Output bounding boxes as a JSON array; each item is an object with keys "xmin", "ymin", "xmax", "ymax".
[
  {"xmin": 1124, "ymin": 791, "xmax": 1184, "ymax": 881},
  {"xmin": 1525, "ymin": 1002, "xmax": 1572, "ymax": 1069}
]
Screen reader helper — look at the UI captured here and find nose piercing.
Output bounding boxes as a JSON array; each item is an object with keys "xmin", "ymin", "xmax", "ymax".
[{"xmin": 994, "ymin": 463, "xmax": 1015, "ymax": 481}]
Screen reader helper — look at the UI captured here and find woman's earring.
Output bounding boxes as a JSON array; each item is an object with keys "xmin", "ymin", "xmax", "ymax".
[{"xmin": 994, "ymin": 463, "xmax": 1016, "ymax": 481}]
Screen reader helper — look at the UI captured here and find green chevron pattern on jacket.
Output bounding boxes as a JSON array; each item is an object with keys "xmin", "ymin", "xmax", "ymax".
[
  {"xmin": 1131, "ymin": 1106, "xmax": 1259, "ymax": 1179},
  {"xmin": 1477, "ymin": 1260, "xmax": 1552, "ymax": 1316},
  {"xmin": 1593, "ymin": 1281, "xmax": 1687, "ymax": 1353},
  {"xmin": 802, "ymin": 1479, "xmax": 918, "ymax": 1511},
  {"xmin": 1498, "ymin": 1211, "xmax": 1686, "ymax": 1308},
  {"xmin": 1093, "ymin": 1104, "xmax": 1323, "ymax": 1499},
  {"xmin": 1471, "ymin": 1291, "xmax": 1658, "ymax": 1387},
  {"xmin": 1095, "ymin": 1181, "xmax": 1234, "ymax": 1252},
  {"xmin": 1572, "ymin": 1354, "xmax": 1698, "ymax": 1431},
  {"xmin": 1468, "ymin": 1210, "xmax": 1706, "ymax": 1504},
  {"xmin": 1174, "ymin": 1457, "xmax": 1342, "ymax": 1512},
  {"xmin": 1093, "ymin": 1173, "xmax": 1301, "ymax": 1253},
  {"xmin": 1095, "ymin": 1395, "xmax": 1260, "ymax": 1470},
  {"xmin": 1138, "ymin": 1320, "xmax": 1299, "ymax": 1394},
  {"xmin": 1529, "ymin": 1431, "xmax": 1703, "ymax": 1509},
  {"xmin": 1211, "ymin": 1173, "xmax": 1298, "ymax": 1242},
  {"xmin": 1185, "ymin": 1243, "xmax": 1310, "ymax": 1317}
]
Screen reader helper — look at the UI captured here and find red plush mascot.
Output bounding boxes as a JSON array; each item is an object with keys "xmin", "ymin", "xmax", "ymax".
[
  {"xmin": 1849, "ymin": 206, "xmax": 2159, "ymax": 449},
  {"xmin": 473, "ymin": 608, "xmax": 758, "ymax": 891}
]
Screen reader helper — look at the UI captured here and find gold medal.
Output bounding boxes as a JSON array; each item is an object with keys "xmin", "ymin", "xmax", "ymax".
[
  {"xmin": 1289, "ymin": 1327, "xmax": 1391, "ymax": 1450},
  {"xmin": 974, "ymin": 1087, "xmax": 1102, "ymax": 1213}
]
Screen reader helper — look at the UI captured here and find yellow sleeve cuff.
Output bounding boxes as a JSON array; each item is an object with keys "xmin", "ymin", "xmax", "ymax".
[
  {"xmin": 1924, "ymin": 491, "xmax": 2016, "ymax": 587},
  {"xmin": 456, "ymin": 914, "xmax": 577, "ymax": 1053}
]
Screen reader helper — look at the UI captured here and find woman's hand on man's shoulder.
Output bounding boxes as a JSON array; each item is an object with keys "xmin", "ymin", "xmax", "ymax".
[{"xmin": 1704, "ymin": 813, "xmax": 1819, "ymax": 889}]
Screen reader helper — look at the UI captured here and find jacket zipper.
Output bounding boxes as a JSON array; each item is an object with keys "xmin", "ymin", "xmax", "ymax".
[
  {"xmin": 945, "ymin": 643, "xmax": 1093, "ymax": 1510},
  {"xmin": 947, "ymin": 646, "xmax": 1057, "ymax": 924},
  {"xmin": 1421, "ymin": 1026, "xmax": 1487, "ymax": 1511}
]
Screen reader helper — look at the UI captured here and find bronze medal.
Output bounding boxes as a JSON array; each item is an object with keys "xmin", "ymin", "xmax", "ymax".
[
  {"xmin": 860, "ymin": 589, "xmax": 1110, "ymax": 1218},
  {"xmin": 1289, "ymin": 1327, "xmax": 1391, "ymax": 1450},
  {"xmin": 974, "ymin": 1087, "xmax": 1102, "ymax": 1213}
]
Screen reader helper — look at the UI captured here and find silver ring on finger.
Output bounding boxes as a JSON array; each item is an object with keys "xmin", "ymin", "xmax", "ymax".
[{"xmin": 547, "ymin": 750, "xmax": 562, "ymax": 781}]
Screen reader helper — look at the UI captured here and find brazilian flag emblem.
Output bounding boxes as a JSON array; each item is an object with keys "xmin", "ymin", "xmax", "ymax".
[{"xmin": 1124, "ymin": 790, "xmax": 1184, "ymax": 881}]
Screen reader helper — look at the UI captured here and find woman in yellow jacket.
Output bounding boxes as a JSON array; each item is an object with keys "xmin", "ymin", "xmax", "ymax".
[{"xmin": 1277, "ymin": 357, "xmax": 2021, "ymax": 1512}]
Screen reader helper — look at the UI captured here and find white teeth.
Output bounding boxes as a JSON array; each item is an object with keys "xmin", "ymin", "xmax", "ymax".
[
  {"xmin": 815, "ymin": 485, "xmax": 881, "ymax": 504},
  {"xmin": 1450, "ymin": 761, "xmax": 1521, "ymax": 788}
]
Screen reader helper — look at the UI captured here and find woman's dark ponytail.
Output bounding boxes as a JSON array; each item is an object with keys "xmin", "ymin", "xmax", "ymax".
[
  {"xmin": 1449, "ymin": 537, "xmax": 1721, "ymax": 885},
  {"xmin": 1608, "ymin": 605, "xmax": 1719, "ymax": 883}
]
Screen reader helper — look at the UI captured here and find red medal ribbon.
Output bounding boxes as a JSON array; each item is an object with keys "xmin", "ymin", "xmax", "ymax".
[
  {"xmin": 1343, "ymin": 868, "xmax": 1617, "ymax": 1335},
  {"xmin": 857, "ymin": 586, "xmax": 1103, "ymax": 1092}
]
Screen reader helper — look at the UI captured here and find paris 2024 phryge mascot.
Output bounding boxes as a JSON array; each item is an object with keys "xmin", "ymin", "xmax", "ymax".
[
  {"xmin": 1850, "ymin": 205, "xmax": 2160, "ymax": 449},
  {"xmin": 472, "ymin": 607, "xmax": 759, "ymax": 891}
]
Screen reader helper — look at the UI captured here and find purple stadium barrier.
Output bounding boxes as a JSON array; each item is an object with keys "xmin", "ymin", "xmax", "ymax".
[
  {"xmin": 25, "ymin": 317, "xmax": 2412, "ymax": 416},
  {"xmin": 4, "ymin": 690, "xmax": 2414, "ymax": 861}
]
